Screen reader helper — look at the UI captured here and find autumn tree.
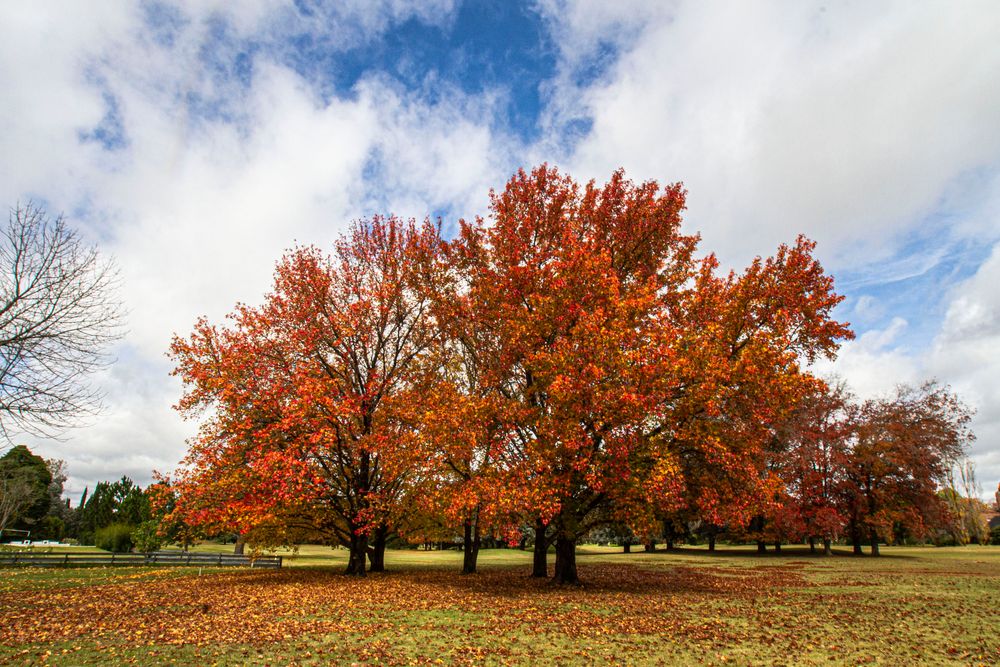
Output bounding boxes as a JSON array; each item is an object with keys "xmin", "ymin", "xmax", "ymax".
[
  {"xmin": 452, "ymin": 166, "xmax": 852, "ymax": 583},
  {"xmin": 842, "ymin": 382, "xmax": 973, "ymax": 555},
  {"xmin": 170, "ymin": 217, "xmax": 444, "ymax": 575},
  {"xmin": 772, "ymin": 381, "xmax": 854, "ymax": 555}
]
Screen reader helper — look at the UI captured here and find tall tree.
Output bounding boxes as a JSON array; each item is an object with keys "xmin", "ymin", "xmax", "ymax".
[
  {"xmin": 0, "ymin": 445, "xmax": 52, "ymax": 535},
  {"xmin": 774, "ymin": 381, "xmax": 854, "ymax": 555},
  {"xmin": 843, "ymin": 382, "xmax": 973, "ymax": 555},
  {"xmin": 454, "ymin": 166, "xmax": 852, "ymax": 583},
  {"xmin": 171, "ymin": 217, "xmax": 444, "ymax": 575},
  {"xmin": 0, "ymin": 204, "xmax": 124, "ymax": 442}
]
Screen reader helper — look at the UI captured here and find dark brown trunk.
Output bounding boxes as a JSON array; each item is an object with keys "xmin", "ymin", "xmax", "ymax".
[
  {"xmin": 849, "ymin": 518, "xmax": 863, "ymax": 555},
  {"xmin": 708, "ymin": 533, "xmax": 716, "ymax": 552},
  {"xmin": 773, "ymin": 541, "xmax": 781, "ymax": 554},
  {"xmin": 666, "ymin": 538, "xmax": 675, "ymax": 550},
  {"xmin": 531, "ymin": 520, "xmax": 548, "ymax": 578},
  {"xmin": 623, "ymin": 542, "xmax": 631, "ymax": 553},
  {"xmin": 869, "ymin": 529, "xmax": 880, "ymax": 557},
  {"xmin": 345, "ymin": 532, "xmax": 368, "ymax": 576},
  {"xmin": 368, "ymin": 526, "xmax": 387, "ymax": 572},
  {"xmin": 808, "ymin": 536, "xmax": 816, "ymax": 554},
  {"xmin": 756, "ymin": 540, "xmax": 767, "ymax": 554},
  {"xmin": 462, "ymin": 519, "xmax": 481, "ymax": 575},
  {"xmin": 233, "ymin": 533, "xmax": 246, "ymax": 556},
  {"xmin": 823, "ymin": 537, "xmax": 832, "ymax": 556},
  {"xmin": 553, "ymin": 534, "xmax": 579, "ymax": 585},
  {"xmin": 644, "ymin": 541, "xmax": 655, "ymax": 553}
]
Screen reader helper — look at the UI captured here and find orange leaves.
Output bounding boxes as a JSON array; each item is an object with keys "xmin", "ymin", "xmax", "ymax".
[
  {"xmin": 168, "ymin": 217, "xmax": 447, "ymax": 557},
  {"xmin": 166, "ymin": 164, "xmax": 856, "ymax": 572}
]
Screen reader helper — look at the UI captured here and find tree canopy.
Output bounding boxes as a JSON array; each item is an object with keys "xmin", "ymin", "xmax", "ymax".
[{"xmin": 166, "ymin": 165, "xmax": 977, "ymax": 582}]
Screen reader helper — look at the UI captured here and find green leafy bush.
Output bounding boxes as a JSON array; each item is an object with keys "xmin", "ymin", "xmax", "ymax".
[
  {"xmin": 130, "ymin": 520, "xmax": 163, "ymax": 553},
  {"xmin": 94, "ymin": 523, "xmax": 135, "ymax": 553}
]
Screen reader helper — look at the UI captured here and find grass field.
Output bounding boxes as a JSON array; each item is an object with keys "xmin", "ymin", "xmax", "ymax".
[{"xmin": 1, "ymin": 544, "xmax": 998, "ymax": 665}]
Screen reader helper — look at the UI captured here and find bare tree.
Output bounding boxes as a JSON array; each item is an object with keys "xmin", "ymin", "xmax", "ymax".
[
  {"xmin": 0, "ymin": 204, "xmax": 124, "ymax": 442},
  {"xmin": 0, "ymin": 473, "xmax": 38, "ymax": 534}
]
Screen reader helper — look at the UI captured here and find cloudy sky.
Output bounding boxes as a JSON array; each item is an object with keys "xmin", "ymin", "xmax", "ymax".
[{"xmin": 2, "ymin": 1, "xmax": 998, "ymax": 500}]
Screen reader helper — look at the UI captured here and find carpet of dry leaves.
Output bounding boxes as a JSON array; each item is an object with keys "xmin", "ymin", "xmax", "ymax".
[{"xmin": 1, "ymin": 550, "xmax": 998, "ymax": 665}]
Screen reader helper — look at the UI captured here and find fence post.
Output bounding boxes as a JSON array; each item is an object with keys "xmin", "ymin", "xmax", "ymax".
[{"xmin": 64, "ymin": 554, "xmax": 69, "ymax": 567}]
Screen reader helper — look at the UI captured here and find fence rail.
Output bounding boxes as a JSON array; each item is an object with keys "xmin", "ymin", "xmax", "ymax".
[{"xmin": 0, "ymin": 551, "xmax": 282, "ymax": 569}]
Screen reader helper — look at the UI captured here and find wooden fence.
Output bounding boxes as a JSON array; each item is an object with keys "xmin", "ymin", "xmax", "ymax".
[{"xmin": 0, "ymin": 551, "xmax": 282, "ymax": 569}]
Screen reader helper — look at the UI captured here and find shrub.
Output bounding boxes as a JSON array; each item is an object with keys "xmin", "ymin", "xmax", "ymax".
[
  {"xmin": 131, "ymin": 520, "xmax": 163, "ymax": 553},
  {"xmin": 94, "ymin": 523, "xmax": 135, "ymax": 553},
  {"xmin": 990, "ymin": 525, "xmax": 1000, "ymax": 546}
]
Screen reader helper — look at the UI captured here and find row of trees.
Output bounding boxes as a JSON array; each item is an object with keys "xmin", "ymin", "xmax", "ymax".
[
  {"xmin": 651, "ymin": 380, "xmax": 980, "ymax": 556},
  {"xmin": 0, "ymin": 443, "xmax": 163, "ymax": 551},
  {"xmin": 163, "ymin": 165, "xmax": 977, "ymax": 583}
]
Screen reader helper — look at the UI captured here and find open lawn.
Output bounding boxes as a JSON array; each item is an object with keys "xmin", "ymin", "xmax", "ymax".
[{"xmin": 1, "ymin": 545, "xmax": 998, "ymax": 665}]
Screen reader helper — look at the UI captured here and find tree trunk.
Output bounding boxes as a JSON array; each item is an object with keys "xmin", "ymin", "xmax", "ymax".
[
  {"xmin": 808, "ymin": 536, "xmax": 816, "ymax": 554},
  {"xmin": 823, "ymin": 537, "xmax": 832, "ymax": 557},
  {"xmin": 531, "ymin": 520, "xmax": 548, "ymax": 578},
  {"xmin": 850, "ymin": 520, "xmax": 863, "ymax": 555},
  {"xmin": 462, "ymin": 519, "xmax": 481, "ymax": 575},
  {"xmin": 708, "ymin": 532, "xmax": 716, "ymax": 552},
  {"xmin": 345, "ymin": 532, "xmax": 368, "ymax": 576},
  {"xmin": 756, "ymin": 540, "xmax": 767, "ymax": 554},
  {"xmin": 644, "ymin": 541, "xmax": 655, "ymax": 553},
  {"xmin": 773, "ymin": 541, "xmax": 781, "ymax": 554},
  {"xmin": 869, "ymin": 529, "xmax": 880, "ymax": 557},
  {"xmin": 553, "ymin": 534, "xmax": 579, "ymax": 585},
  {"xmin": 666, "ymin": 538, "xmax": 675, "ymax": 550},
  {"xmin": 233, "ymin": 533, "xmax": 246, "ymax": 556},
  {"xmin": 623, "ymin": 542, "xmax": 631, "ymax": 553},
  {"xmin": 368, "ymin": 526, "xmax": 387, "ymax": 573}
]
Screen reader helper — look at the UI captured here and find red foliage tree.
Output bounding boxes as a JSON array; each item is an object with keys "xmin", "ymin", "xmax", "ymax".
[
  {"xmin": 170, "ymin": 217, "xmax": 444, "ymax": 575},
  {"xmin": 452, "ymin": 166, "xmax": 852, "ymax": 582},
  {"xmin": 771, "ymin": 380, "xmax": 854, "ymax": 555},
  {"xmin": 167, "ymin": 165, "xmax": 856, "ymax": 582},
  {"xmin": 842, "ymin": 382, "xmax": 974, "ymax": 555}
]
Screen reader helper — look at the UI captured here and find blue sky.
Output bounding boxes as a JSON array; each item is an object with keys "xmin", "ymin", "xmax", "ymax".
[{"xmin": 1, "ymin": 1, "xmax": 998, "ymax": 498}]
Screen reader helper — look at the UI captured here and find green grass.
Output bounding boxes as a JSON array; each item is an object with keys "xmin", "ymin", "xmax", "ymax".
[{"xmin": 2, "ymin": 545, "xmax": 998, "ymax": 665}]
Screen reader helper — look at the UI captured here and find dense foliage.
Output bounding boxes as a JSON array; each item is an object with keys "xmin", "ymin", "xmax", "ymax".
[
  {"xmin": 165, "ymin": 165, "xmax": 978, "ymax": 581},
  {"xmin": 0, "ymin": 445, "xmax": 52, "ymax": 537}
]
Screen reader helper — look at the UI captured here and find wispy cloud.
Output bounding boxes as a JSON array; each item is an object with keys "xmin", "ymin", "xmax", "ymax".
[{"xmin": 2, "ymin": 1, "xmax": 999, "ymax": 496}]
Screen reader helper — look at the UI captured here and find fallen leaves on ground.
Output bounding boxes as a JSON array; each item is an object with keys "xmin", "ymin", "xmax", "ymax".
[{"xmin": 0, "ymin": 559, "xmax": 997, "ymax": 666}]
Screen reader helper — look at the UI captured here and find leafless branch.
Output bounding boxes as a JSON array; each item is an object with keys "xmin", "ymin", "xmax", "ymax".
[{"xmin": 0, "ymin": 203, "xmax": 125, "ymax": 443}]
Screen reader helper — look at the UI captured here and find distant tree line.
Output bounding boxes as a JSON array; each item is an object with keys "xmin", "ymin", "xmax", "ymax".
[{"xmin": 0, "ymin": 446, "xmax": 156, "ymax": 552}]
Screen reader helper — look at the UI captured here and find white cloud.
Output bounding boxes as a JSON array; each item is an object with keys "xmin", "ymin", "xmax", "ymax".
[
  {"xmin": 0, "ymin": 2, "xmax": 512, "ymax": 496},
  {"xmin": 541, "ymin": 0, "xmax": 1000, "ymax": 495},
  {"xmin": 812, "ymin": 317, "xmax": 919, "ymax": 398},
  {"xmin": 541, "ymin": 1, "xmax": 1000, "ymax": 268},
  {"xmin": 3, "ymin": 0, "xmax": 999, "ymax": 503},
  {"xmin": 928, "ymin": 245, "xmax": 1000, "ymax": 492}
]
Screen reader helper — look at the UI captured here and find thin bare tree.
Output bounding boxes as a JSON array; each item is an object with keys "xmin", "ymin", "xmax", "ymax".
[{"xmin": 0, "ymin": 204, "xmax": 124, "ymax": 443}]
